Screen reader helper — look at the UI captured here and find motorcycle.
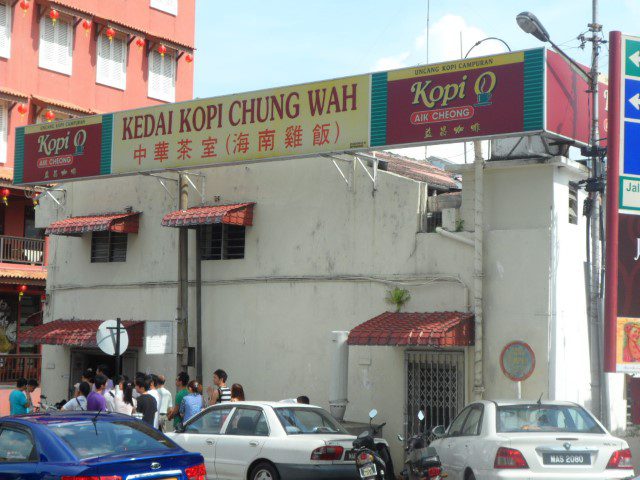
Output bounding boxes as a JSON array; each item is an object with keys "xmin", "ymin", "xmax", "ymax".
[
  {"xmin": 353, "ymin": 409, "xmax": 395, "ymax": 480},
  {"xmin": 398, "ymin": 411, "xmax": 445, "ymax": 480}
]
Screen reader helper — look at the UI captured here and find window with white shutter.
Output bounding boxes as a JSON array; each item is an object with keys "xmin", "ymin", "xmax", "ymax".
[
  {"xmin": 97, "ymin": 33, "xmax": 127, "ymax": 90},
  {"xmin": 0, "ymin": 1, "xmax": 11, "ymax": 59},
  {"xmin": 0, "ymin": 102, "xmax": 7, "ymax": 165},
  {"xmin": 150, "ymin": 0, "xmax": 178, "ymax": 16},
  {"xmin": 39, "ymin": 16, "xmax": 73, "ymax": 75},
  {"xmin": 148, "ymin": 50, "xmax": 175, "ymax": 103}
]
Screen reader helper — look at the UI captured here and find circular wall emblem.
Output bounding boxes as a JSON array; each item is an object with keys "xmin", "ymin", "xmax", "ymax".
[{"xmin": 500, "ymin": 341, "xmax": 536, "ymax": 382}]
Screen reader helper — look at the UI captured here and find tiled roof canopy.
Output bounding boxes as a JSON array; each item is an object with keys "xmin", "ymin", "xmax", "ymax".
[
  {"xmin": 374, "ymin": 151, "xmax": 461, "ymax": 190},
  {"xmin": 348, "ymin": 311, "xmax": 474, "ymax": 347},
  {"xmin": 46, "ymin": 212, "xmax": 140, "ymax": 236},
  {"xmin": 19, "ymin": 320, "xmax": 144, "ymax": 348},
  {"xmin": 162, "ymin": 203, "xmax": 255, "ymax": 228}
]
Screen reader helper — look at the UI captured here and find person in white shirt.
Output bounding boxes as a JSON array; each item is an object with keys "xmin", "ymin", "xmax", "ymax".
[
  {"xmin": 156, "ymin": 375, "xmax": 173, "ymax": 431},
  {"xmin": 61, "ymin": 382, "xmax": 90, "ymax": 411},
  {"xmin": 147, "ymin": 374, "xmax": 161, "ymax": 429},
  {"xmin": 105, "ymin": 375, "xmax": 126, "ymax": 412},
  {"xmin": 114, "ymin": 380, "xmax": 137, "ymax": 416}
]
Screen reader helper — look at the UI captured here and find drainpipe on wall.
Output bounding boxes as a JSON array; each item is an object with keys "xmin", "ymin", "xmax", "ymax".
[
  {"xmin": 473, "ymin": 141, "xmax": 485, "ymax": 401},
  {"xmin": 329, "ymin": 331, "xmax": 350, "ymax": 421},
  {"xmin": 195, "ymin": 227, "xmax": 203, "ymax": 382}
]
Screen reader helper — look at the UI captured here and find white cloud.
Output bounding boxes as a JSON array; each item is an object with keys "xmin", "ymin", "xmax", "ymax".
[{"xmin": 373, "ymin": 51, "xmax": 411, "ymax": 71}]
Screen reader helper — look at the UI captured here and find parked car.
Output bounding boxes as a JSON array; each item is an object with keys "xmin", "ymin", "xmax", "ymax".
[
  {"xmin": 0, "ymin": 411, "xmax": 206, "ymax": 479},
  {"xmin": 429, "ymin": 400, "xmax": 634, "ymax": 480},
  {"xmin": 167, "ymin": 401, "xmax": 386, "ymax": 480}
]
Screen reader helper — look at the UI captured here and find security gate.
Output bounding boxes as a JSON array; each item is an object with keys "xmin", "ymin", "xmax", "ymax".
[{"xmin": 405, "ymin": 350, "xmax": 465, "ymax": 442}]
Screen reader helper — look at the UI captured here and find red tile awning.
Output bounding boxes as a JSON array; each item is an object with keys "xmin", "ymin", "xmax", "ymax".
[
  {"xmin": 0, "ymin": 266, "xmax": 47, "ymax": 286},
  {"xmin": 348, "ymin": 311, "xmax": 474, "ymax": 347},
  {"xmin": 162, "ymin": 203, "xmax": 255, "ymax": 228},
  {"xmin": 19, "ymin": 319, "xmax": 144, "ymax": 348},
  {"xmin": 31, "ymin": 94, "xmax": 97, "ymax": 115},
  {"xmin": 46, "ymin": 212, "xmax": 140, "ymax": 236}
]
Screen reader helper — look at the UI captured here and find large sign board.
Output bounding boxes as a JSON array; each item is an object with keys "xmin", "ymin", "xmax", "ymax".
[
  {"xmin": 605, "ymin": 32, "xmax": 640, "ymax": 373},
  {"xmin": 15, "ymin": 47, "xmax": 598, "ymax": 185}
]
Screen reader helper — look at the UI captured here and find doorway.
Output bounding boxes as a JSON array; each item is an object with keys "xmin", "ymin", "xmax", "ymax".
[
  {"xmin": 405, "ymin": 350, "xmax": 465, "ymax": 442},
  {"xmin": 68, "ymin": 349, "xmax": 138, "ymax": 398}
]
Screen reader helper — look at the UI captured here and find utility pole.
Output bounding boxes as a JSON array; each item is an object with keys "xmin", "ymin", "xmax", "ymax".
[
  {"xmin": 586, "ymin": 0, "xmax": 607, "ymax": 423},
  {"xmin": 176, "ymin": 174, "xmax": 189, "ymax": 378}
]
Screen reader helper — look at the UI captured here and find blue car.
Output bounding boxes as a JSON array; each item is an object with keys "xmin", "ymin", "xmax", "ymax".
[{"xmin": 0, "ymin": 411, "xmax": 206, "ymax": 480}]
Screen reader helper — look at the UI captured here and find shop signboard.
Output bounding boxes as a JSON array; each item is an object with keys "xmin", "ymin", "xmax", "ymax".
[{"xmin": 14, "ymin": 47, "xmax": 603, "ymax": 185}]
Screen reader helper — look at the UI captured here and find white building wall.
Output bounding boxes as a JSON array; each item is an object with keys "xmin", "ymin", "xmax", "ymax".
[{"xmin": 37, "ymin": 153, "xmax": 617, "ymax": 467}]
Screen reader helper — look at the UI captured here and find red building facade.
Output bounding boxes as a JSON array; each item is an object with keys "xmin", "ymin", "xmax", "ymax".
[{"xmin": 0, "ymin": 0, "xmax": 195, "ymax": 386}]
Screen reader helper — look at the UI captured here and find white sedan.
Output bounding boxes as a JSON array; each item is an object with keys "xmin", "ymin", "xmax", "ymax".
[
  {"xmin": 430, "ymin": 400, "xmax": 634, "ymax": 480},
  {"xmin": 166, "ymin": 401, "xmax": 364, "ymax": 480}
]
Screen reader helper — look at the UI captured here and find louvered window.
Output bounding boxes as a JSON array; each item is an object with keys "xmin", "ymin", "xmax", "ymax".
[
  {"xmin": 39, "ymin": 16, "xmax": 73, "ymax": 75},
  {"xmin": 97, "ymin": 33, "xmax": 127, "ymax": 90},
  {"xmin": 150, "ymin": 0, "xmax": 178, "ymax": 16},
  {"xmin": 91, "ymin": 231, "xmax": 127, "ymax": 263},
  {"xmin": 0, "ymin": 1, "xmax": 11, "ymax": 59},
  {"xmin": 0, "ymin": 102, "xmax": 7, "ymax": 164},
  {"xmin": 148, "ymin": 50, "xmax": 175, "ymax": 103}
]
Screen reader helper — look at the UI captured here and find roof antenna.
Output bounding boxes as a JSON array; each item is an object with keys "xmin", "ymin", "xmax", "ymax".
[{"xmin": 537, "ymin": 393, "xmax": 543, "ymax": 405}]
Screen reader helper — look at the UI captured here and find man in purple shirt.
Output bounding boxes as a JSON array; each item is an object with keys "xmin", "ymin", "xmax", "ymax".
[{"xmin": 86, "ymin": 374, "xmax": 107, "ymax": 411}]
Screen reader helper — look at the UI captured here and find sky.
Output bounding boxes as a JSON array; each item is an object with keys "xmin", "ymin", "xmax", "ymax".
[{"xmin": 192, "ymin": 0, "xmax": 639, "ymax": 162}]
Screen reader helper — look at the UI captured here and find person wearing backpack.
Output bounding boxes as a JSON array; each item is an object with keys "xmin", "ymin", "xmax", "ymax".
[
  {"xmin": 207, "ymin": 369, "xmax": 231, "ymax": 405},
  {"xmin": 61, "ymin": 381, "xmax": 90, "ymax": 411}
]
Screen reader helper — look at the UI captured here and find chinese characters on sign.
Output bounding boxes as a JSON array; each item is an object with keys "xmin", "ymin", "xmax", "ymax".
[{"xmin": 110, "ymin": 76, "xmax": 370, "ymax": 174}]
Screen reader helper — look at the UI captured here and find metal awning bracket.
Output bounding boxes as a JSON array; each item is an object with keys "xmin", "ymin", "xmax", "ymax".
[
  {"xmin": 354, "ymin": 153, "xmax": 378, "ymax": 192},
  {"xmin": 182, "ymin": 171, "xmax": 205, "ymax": 204},
  {"xmin": 44, "ymin": 188, "xmax": 66, "ymax": 208},
  {"xmin": 322, "ymin": 154, "xmax": 354, "ymax": 191}
]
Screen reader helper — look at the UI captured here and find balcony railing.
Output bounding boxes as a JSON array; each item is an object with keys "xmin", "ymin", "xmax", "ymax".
[
  {"xmin": 0, "ymin": 354, "xmax": 41, "ymax": 383},
  {"xmin": 0, "ymin": 236, "xmax": 45, "ymax": 265}
]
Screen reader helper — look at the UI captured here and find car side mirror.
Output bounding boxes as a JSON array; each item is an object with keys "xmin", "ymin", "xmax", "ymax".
[
  {"xmin": 175, "ymin": 423, "xmax": 185, "ymax": 433},
  {"xmin": 431, "ymin": 425, "xmax": 446, "ymax": 437}
]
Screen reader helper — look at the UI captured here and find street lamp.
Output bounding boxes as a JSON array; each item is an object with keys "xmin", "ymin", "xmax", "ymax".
[{"xmin": 517, "ymin": 11, "xmax": 590, "ymax": 82}]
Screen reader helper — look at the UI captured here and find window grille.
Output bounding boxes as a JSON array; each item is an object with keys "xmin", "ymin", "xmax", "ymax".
[
  {"xmin": 91, "ymin": 231, "xmax": 127, "ymax": 263},
  {"xmin": 200, "ymin": 224, "xmax": 245, "ymax": 260}
]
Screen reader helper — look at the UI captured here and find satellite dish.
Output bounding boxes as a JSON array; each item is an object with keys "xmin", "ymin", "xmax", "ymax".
[{"xmin": 96, "ymin": 319, "xmax": 129, "ymax": 356}]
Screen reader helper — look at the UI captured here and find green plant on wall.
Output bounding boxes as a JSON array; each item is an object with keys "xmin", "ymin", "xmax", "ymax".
[{"xmin": 386, "ymin": 287, "xmax": 411, "ymax": 312}]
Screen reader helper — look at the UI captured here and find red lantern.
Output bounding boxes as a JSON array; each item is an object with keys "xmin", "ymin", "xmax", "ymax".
[
  {"xmin": 135, "ymin": 37, "xmax": 145, "ymax": 49},
  {"xmin": 45, "ymin": 110, "xmax": 55, "ymax": 122},
  {"xmin": 49, "ymin": 9, "xmax": 59, "ymax": 24},
  {"xmin": 19, "ymin": 0, "xmax": 29, "ymax": 15},
  {"xmin": 185, "ymin": 53, "xmax": 193, "ymax": 64},
  {"xmin": 1, "ymin": 188, "xmax": 10, "ymax": 206},
  {"xmin": 18, "ymin": 284, "xmax": 28, "ymax": 300},
  {"xmin": 81, "ymin": 19, "xmax": 91, "ymax": 36},
  {"xmin": 106, "ymin": 27, "xmax": 116, "ymax": 42},
  {"xmin": 158, "ymin": 44, "xmax": 167, "ymax": 57},
  {"xmin": 17, "ymin": 103, "xmax": 28, "ymax": 117}
]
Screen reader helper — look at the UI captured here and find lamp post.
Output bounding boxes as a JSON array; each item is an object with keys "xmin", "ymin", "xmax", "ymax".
[{"xmin": 517, "ymin": 8, "xmax": 606, "ymax": 423}]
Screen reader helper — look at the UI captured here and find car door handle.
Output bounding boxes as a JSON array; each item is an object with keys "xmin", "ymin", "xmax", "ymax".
[
  {"xmin": 249, "ymin": 440, "xmax": 259, "ymax": 447},
  {"xmin": 206, "ymin": 439, "xmax": 215, "ymax": 446}
]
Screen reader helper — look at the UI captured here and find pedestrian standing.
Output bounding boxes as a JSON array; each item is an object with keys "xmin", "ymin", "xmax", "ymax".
[
  {"xmin": 26, "ymin": 379, "xmax": 39, "ymax": 412},
  {"xmin": 9, "ymin": 378, "xmax": 28, "ymax": 415},
  {"xmin": 61, "ymin": 382, "xmax": 90, "ymax": 411},
  {"xmin": 296, "ymin": 395, "xmax": 310, "ymax": 404},
  {"xmin": 135, "ymin": 377, "xmax": 158, "ymax": 427},
  {"xmin": 207, "ymin": 369, "xmax": 231, "ymax": 405},
  {"xmin": 147, "ymin": 374, "xmax": 161, "ymax": 429},
  {"xmin": 105, "ymin": 375, "xmax": 126, "ymax": 412},
  {"xmin": 167, "ymin": 371, "xmax": 189, "ymax": 430},
  {"xmin": 96, "ymin": 364, "xmax": 114, "ymax": 391},
  {"xmin": 86, "ymin": 374, "xmax": 108, "ymax": 412},
  {"xmin": 180, "ymin": 380, "xmax": 203, "ymax": 423},
  {"xmin": 156, "ymin": 375, "xmax": 173, "ymax": 431},
  {"xmin": 80, "ymin": 369, "xmax": 95, "ymax": 393},
  {"xmin": 230, "ymin": 384, "xmax": 245, "ymax": 402},
  {"xmin": 114, "ymin": 381, "xmax": 137, "ymax": 415}
]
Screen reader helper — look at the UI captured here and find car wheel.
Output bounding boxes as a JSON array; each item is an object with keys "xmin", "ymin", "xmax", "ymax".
[{"xmin": 250, "ymin": 462, "xmax": 280, "ymax": 480}]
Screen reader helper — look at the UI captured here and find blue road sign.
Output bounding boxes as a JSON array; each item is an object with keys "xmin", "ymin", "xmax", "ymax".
[
  {"xmin": 625, "ymin": 78, "xmax": 640, "ymax": 121},
  {"xmin": 624, "ymin": 120, "xmax": 640, "ymax": 175}
]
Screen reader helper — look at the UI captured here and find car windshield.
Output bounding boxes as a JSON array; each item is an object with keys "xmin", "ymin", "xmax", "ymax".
[
  {"xmin": 274, "ymin": 407, "xmax": 349, "ymax": 435},
  {"xmin": 48, "ymin": 420, "xmax": 178, "ymax": 459},
  {"xmin": 496, "ymin": 404, "xmax": 604, "ymax": 434}
]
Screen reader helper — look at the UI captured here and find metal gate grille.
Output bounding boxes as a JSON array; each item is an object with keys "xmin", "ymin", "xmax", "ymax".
[{"xmin": 405, "ymin": 350, "xmax": 465, "ymax": 442}]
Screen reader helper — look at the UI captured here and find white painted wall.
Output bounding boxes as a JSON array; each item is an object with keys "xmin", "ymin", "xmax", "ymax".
[{"xmin": 37, "ymin": 153, "xmax": 620, "ymax": 468}]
